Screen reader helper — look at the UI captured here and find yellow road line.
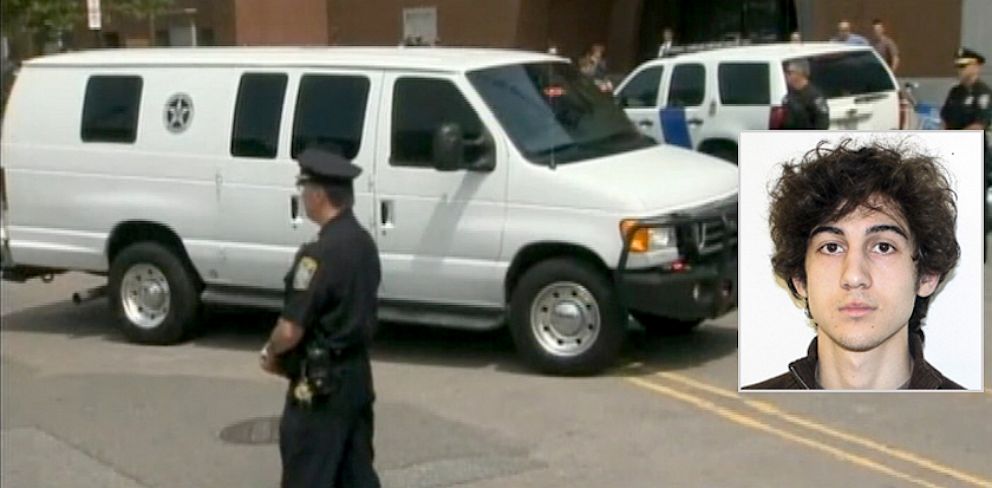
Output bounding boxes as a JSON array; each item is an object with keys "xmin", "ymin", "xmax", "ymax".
[
  {"xmin": 625, "ymin": 377, "xmax": 947, "ymax": 488},
  {"xmin": 654, "ymin": 371, "xmax": 992, "ymax": 488}
]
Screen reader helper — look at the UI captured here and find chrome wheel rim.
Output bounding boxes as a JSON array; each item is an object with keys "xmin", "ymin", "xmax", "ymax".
[
  {"xmin": 120, "ymin": 264, "xmax": 171, "ymax": 329},
  {"xmin": 530, "ymin": 282, "xmax": 600, "ymax": 357}
]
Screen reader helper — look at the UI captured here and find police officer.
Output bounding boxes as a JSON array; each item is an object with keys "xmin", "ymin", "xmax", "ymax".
[
  {"xmin": 259, "ymin": 147, "xmax": 381, "ymax": 488},
  {"xmin": 941, "ymin": 47, "xmax": 991, "ymax": 131},
  {"xmin": 781, "ymin": 59, "xmax": 830, "ymax": 130}
]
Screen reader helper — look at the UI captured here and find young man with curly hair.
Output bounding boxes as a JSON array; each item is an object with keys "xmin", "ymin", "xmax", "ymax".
[{"xmin": 744, "ymin": 141, "xmax": 963, "ymax": 390}]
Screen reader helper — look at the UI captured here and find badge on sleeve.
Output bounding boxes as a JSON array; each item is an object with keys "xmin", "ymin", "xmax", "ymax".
[{"xmin": 293, "ymin": 256, "xmax": 319, "ymax": 290}]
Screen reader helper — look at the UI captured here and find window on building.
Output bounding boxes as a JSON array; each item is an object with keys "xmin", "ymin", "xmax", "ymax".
[
  {"xmin": 81, "ymin": 75, "xmax": 142, "ymax": 143},
  {"xmin": 667, "ymin": 64, "xmax": 705, "ymax": 107},
  {"xmin": 718, "ymin": 63, "xmax": 769, "ymax": 105},
  {"xmin": 198, "ymin": 29, "xmax": 215, "ymax": 46},
  {"xmin": 617, "ymin": 66, "xmax": 664, "ymax": 108},
  {"xmin": 291, "ymin": 75, "xmax": 370, "ymax": 159},
  {"xmin": 390, "ymin": 77, "xmax": 486, "ymax": 168},
  {"xmin": 231, "ymin": 73, "xmax": 287, "ymax": 159}
]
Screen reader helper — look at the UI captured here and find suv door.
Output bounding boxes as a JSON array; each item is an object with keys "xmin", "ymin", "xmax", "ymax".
[
  {"xmin": 375, "ymin": 74, "xmax": 507, "ymax": 306},
  {"xmin": 616, "ymin": 65, "xmax": 665, "ymax": 142},
  {"xmin": 788, "ymin": 50, "xmax": 899, "ymax": 130},
  {"xmin": 662, "ymin": 63, "xmax": 708, "ymax": 150},
  {"xmin": 218, "ymin": 70, "xmax": 381, "ymax": 289}
]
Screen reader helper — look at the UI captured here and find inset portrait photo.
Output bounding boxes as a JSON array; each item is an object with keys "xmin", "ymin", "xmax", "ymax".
[{"xmin": 738, "ymin": 131, "xmax": 984, "ymax": 391}]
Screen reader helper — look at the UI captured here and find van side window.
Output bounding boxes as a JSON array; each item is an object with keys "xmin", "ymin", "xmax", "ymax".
[
  {"xmin": 291, "ymin": 75, "xmax": 370, "ymax": 159},
  {"xmin": 617, "ymin": 66, "xmax": 663, "ymax": 108},
  {"xmin": 81, "ymin": 76, "xmax": 142, "ymax": 143},
  {"xmin": 231, "ymin": 73, "xmax": 287, "ymax": 159},
  {"xmin": 718, "ymin": 63, "xmax": 769, "ymax": 105},
  {"xmin": 391, "ymin": 77, "xmax": 486, "ymax": 168},
  {"xmin": 667, "ymin": 64, "xmax": 705, "ymax": 107}
]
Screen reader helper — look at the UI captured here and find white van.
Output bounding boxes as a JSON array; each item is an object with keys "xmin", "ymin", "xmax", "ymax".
[
  {"xmin": 615, "ymin": 43, "xmax": 901, "ymax": 163},
  {"xmin": 0, "ymin": 47, "xmax": 738, "ymax": 374}
]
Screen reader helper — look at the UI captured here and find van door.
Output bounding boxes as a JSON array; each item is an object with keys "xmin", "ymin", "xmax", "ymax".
[
  {"xmin": 217, "ymin": 70, "xmax": 381, "ymax": 290},
  {"xmin": 374, "ymin": 73, "xmax": 507, "ymax": 306},
  {"xmin": 617, "ymin": 65, "xmax": 665, "ymax": 142},
  {"xmin": 661, "ymin": 63, "xmax": 709, "ymax": 150}
]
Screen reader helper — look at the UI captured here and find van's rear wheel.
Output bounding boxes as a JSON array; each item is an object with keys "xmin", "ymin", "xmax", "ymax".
[
  {"xmin": 509, "ymin": 259, "xmax": 625, "ymax": 375},
  {"xmin": 108, "ymin": 242, "xmax": 202, "ymax": 344}
]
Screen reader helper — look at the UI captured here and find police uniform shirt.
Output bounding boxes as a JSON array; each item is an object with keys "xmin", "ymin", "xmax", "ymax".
[
  {"xmin": 782, "ymin": 83, "xmax": 830, "ymax": 130},
  {"xmin": 280, "ymin": 206, "xmax": 381, "ymax": 408},
  {"xmin": 940, "ymin": 80, "xmax": 992, "ymax": 130}
]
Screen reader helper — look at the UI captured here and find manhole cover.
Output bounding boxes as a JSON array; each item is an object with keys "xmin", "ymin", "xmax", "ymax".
[{"xmin": 220, "ymin": 416, "xmax": 281, "ymax": 445}]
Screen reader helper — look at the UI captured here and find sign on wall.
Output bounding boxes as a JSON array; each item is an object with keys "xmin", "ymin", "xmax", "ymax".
[{"xmin": 402, "ymin": 7, "xmax": 437, "ymax": 45}]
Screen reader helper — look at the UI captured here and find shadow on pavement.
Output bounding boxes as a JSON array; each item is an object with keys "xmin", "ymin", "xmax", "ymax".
[{"xmin": 1, "ymin": 298, "xmax": 738, "ymax": 376}]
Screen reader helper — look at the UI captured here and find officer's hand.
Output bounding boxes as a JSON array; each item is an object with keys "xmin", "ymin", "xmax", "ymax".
[{"xmin": 259, "ymin": 344, "xmax": 284, "ymax": 377}]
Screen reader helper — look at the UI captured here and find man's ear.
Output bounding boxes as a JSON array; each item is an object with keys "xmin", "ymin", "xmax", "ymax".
[
  {"xmin": 917, "ymin": 272, "xmax": 940, "ymax": 298},
  {"xmin": 791, "ymin": 275, "xmax": 807, "ymax": 299}
]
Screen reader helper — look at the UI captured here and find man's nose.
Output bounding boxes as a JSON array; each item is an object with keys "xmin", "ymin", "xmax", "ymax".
[{"xmin": 841, "ymin": 248, "xmax": 872, "ymax": 289}]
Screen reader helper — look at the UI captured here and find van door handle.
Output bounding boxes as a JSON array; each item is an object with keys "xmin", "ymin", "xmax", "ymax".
[
  {"xmin": 637, "ymin": 120, "xmax": 654, "ymax": 128},
  {"xmin": 380, "ymin": 200, "xmax": 394, "ymax": 228},
  {"xmin": 290, "ymin": 195, "xmax": 303, "ymax": 227},
  {"xmin": 687, "ymin": 118, "xmax": 704, "ymax": 126}
]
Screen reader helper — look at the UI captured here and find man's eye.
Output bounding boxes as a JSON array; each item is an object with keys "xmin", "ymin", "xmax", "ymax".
[
  {"xmin": 819, "ymin": 242, "xmax": 844, "ymax": 254},
  {"xmin": 873, "ymin": 242, "xmax": 896, "ymax": 254}
]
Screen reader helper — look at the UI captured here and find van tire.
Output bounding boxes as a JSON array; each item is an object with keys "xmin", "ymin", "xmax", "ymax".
[
  {"xmin": 108, "ymin": 242, "xmax": 202, "ymax": 345},
  {"xmin": 509, "ymin": 258, "xmax": 625, "ymax": 375},
  {"xmin": 700, "ymin": 141, "xmax": 738, "ymax": 165},
  {"xmin": 632, "ymin": 312, "xmax": 702, "ymax": 336}
]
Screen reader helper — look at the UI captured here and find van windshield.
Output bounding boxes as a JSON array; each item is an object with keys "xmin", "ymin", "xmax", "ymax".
[
  {"xmin": 788, "ymin": 50, "xmax": 896, "ymax": 98},
  {"xmin": 468, "ymin": 62, "xmax": 654, "ymax": 166}
]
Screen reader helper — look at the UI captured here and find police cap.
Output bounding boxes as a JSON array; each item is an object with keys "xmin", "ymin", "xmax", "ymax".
[
  {"xmin": 295, "ymin": 147, "xmax": 362, "ymax": 184},
  {"xmin": 954, "ymin": 47, "xmax": 985, "ymax": 66}
]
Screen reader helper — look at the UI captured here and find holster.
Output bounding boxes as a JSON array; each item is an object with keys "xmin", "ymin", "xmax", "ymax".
[{"xmin": 302, "ymin": 341, "xmax": 342, "ymax": 397}]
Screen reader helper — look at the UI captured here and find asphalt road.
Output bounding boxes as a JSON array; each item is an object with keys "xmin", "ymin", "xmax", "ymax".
[{"xmin": 2, "ymin": 267, "xmax": 990, "ymax": 488}]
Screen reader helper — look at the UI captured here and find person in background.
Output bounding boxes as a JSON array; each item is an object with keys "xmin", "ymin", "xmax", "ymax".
[
  {"xmin": 831, "ymin": 20, "xmax": 869, "ymax": 46},
  {"xmin": 871, "ymin": 19, "xmax": 900, "ymax": 72},
  {"xmin": 781, "ymin": 59, "xmax": 830, "ymax": 130},
  {"xmin": 658, "ymin": 28, "xmax": 675, "ymax": 57}
]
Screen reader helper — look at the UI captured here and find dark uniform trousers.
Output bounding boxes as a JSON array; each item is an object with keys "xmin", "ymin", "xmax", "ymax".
[{"xmin": 279, "ymin": 399, "xmax": 379, "ymax": 488}]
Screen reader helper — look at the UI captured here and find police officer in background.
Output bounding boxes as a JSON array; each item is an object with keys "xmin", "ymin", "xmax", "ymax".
[
  {"xmin": 260, "ymin": 147, "xmax": 382, "ymax": 487},
  {"xmin": 941, "ymin": 47, "xmax": 991, "ymax": 131},
  {"xmin": 781, "ymin": 59, "xmax": 830, "ymax": 130}
]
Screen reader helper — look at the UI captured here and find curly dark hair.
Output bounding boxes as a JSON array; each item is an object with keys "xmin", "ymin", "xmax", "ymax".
[{"xmin": 768, "ymin": 139, "xmax": 960, "ymax": 337}]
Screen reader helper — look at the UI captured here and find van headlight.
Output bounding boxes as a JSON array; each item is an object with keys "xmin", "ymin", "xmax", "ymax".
[{"xmin": 620, "ymin": 220, "xmax": 677, "ymax": 253}]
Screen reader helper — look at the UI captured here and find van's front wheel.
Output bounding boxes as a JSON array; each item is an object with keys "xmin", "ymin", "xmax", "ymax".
[
  {"xmin": 509, "ymin": 259, "xmax": 625, "ymax": 375},
  {"xmin": 108, "ymin": 242, "xmax": 202, "ymax": 344}
]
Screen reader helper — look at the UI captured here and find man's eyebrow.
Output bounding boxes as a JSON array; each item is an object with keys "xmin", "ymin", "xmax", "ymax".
[
  {"xmin": 866, "ymin": 224, "xmax": 909, "ymax": 240},
  {"xmin": 809, "ymin": 226, "xmax": 843, "ymax": 238}
]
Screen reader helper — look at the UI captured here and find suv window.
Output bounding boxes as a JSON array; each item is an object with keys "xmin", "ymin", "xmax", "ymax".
[
  {"xmin": 718, "ymin": 63, "xmax": 770, "ymax": 105},
  {"xmin": 291, "ymin": 75, "xmax": 370, "ymax": 159},
  {"xmin": 617, "ymin": 66, "xmax": 663, "ymax": 108},
  {"xmin": 791, "ymin": 51, "xmax": 896, "ymax": 98},
  {"xmin": 81, "ymin": 76, "xmax": 142, "ymax": 143},
  {"xmin": 667, "ymin": 64, "xmax": 705, "ymax": 107},
  {"xmin": 391, "ymin": 78, "xmax": 486, "ymax": 168},
  {"xmin": 231, "ymin": 73, "xmax": 287, "ymax": 159}
]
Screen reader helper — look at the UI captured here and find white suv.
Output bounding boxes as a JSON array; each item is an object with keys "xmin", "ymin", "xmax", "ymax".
[{"xmin": 615, "ymin": 43, "xmax": 900, "ymax": 163}]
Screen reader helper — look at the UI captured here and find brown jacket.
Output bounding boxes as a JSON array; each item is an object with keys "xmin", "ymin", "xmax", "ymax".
[{"xmin": 744, "ymin": 335, "xmax": 963, "ymax": 390}]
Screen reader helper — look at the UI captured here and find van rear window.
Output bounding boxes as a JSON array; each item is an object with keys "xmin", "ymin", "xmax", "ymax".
[
  {"xmin": 81, "ymin": 76, "xmax": 142, "ymax": 143},
  {"xmin": 788, "ymin": 51, "xmax": 895, "ymax": 98},
  {"xmin": 231, "ymin": 73, "xmax": 288, "ymax": 159}
]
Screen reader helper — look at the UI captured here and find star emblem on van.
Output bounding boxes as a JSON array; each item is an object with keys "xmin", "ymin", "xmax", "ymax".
[{"xmin": 164, "ymin": 93, "xmax": 194, "ymax": 133}]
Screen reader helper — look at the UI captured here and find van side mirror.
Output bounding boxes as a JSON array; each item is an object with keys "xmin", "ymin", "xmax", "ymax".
[{"xmin": 433, "ymin": 123, "xmax": 464, "ymax": 172}]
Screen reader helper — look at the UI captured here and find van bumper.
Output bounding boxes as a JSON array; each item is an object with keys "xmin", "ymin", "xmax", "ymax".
[{"xmin": 618, "ymin": 252, "xmax": 737, "ymax": 320}]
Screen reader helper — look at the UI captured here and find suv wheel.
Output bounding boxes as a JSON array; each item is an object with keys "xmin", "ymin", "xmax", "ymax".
[
  {"xmin": 509, "ymin": 258, "xmax": 625, "ymax": 375},
  {"xmin": 108, "ymin": 242, "xmax": 202, "ymax": 344}
]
